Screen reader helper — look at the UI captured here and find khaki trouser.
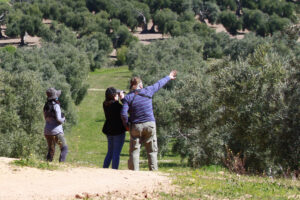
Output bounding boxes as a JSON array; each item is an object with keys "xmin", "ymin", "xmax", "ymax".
[{"xmin": 128, "ymin": 121, "xmax": 158, "ymax": 171}]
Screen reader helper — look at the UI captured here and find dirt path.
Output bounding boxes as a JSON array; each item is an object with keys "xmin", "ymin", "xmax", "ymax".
[{"xmin": 0, "ymin": 157, "xmax": 172, "ymax": 200}]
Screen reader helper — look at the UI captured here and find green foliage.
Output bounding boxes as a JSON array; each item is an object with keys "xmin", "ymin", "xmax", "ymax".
[
  {"xmin": 258, "ymin": 0, "xmax": 297, "ymax": 21},
  {"xmin": 192, "ymin": 1, "xmax": 220, "ymax": 24},
  {"xmin": 218, "ymin": 10, "xmax": 242, "ymax": 35},
  {"xmin": 216, "ymin": 0, "xmax": 237, "ymax": 11},
  {"xmin": 0, "ymin": 45, "xmax": 16, "ymax": 54},
  {"xmin": 111, "ymin": 25, "xmax": 138, "ymax": 48},
  {"xmin": 0, "ymin": 70, "xmax": 47, "ymax": 158},
  {"xmin": 45, "ymin": 22, "xmax": 77, "ymax": 45},
  {"xmin": 153, "ymin": 8, "xmax": 178, "ymax": 34},
  {"xmin": 140, "ymin": 0, "xmax": 171, "ymax": 14},
  {"xmin": 0, "ymin": 2, "xmax": 11, "ymax": 35},
  {"xmin": 5, "ymin": 3, "xmax": 43, "ymax": 45},
  {"xmin": 161, "ymin": 168, "xmax": 300, "ymax": 199},
  {"xmin": 86, "ymin": 0, "xmax": 115, "ymax": 15},
  {"xmin": 127, "ymin": 30, "xmax": 300, "ymax": 173},
  {"xmin": 77, "ymin": 33, "xmax": 112, "ymax": 71},
  {"xmin": 203, "ymin": 32, "xmax": 230, "ymax": 60},
  {"xmin": 242, "ymin": 9, "xmax": 269, "ymax": 36},
  {"xmin": 127, "ymin": 35, "xmax": 205, "ymax": 158},
  {"xmin": 0, "ymin": 40, "xmax": 91, "ymax": 157},
  {"xmin": 268, "ymin": 14, "xmax": 290, "ymax": 35},
  {"xmin": 116, "ymin": 45, "xmax": 128, "ymax": 66},
  {"xmin": 224, "ymin": 33, "xmax": 266, "ymax": 60},
  {"xmin": 12, "ymin": 156, "xmax": 60, "ymax": 170}
]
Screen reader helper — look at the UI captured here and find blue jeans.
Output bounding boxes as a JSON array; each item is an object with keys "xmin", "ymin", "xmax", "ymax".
[{"xmin": 103, "ymin": 134, "xmax": 125, "ymax": 169}]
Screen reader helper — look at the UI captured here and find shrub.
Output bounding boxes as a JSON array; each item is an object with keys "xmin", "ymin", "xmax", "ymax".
[
  {"xmin": 0, "ymin": 70, "xmax": 47, "ymax": 158},
  {"xmin": 116, "ymin": 45, "xmax": 128, "ymax": 66},
  {"xmin": 218, "ymin": 11, "xmax": 242, "ymax": 35},
  {"xmin": 128, "ymin": 31, "xmax": 300, "ymax": 174}
]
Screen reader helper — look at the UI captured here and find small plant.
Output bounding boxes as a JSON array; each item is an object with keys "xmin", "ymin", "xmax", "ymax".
[
  {"xmin": 12, "ymin": 155, "xmax": 60, "ymax": 171},
  {"xmin": 223, "ymin": 146, "xmax": 246, "ymax": 175},
  {"xmin": 0, "ymin": 45, "xmax": 16, "ymax": 54},
  {"xmin": 116, "ymin": 45, "xmax": 128, "ymax": 66}
]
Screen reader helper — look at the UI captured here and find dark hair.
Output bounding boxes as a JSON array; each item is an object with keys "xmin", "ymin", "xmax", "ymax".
[{"xmin": 104, "ymin": 87, "xmax": 117, "ymax": 106}]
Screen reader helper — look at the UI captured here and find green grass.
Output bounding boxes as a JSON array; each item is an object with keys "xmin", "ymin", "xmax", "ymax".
[
  {"xmin": 66, "ymin": 66, "xmax": 132, "ymax": 169},
  {"xmin": 65, "ymin": 66, "xmax": 184, "ymax": 170},
  {"xmin": 12, "ymin": 156, "xmax": 60, "ymax": 171},
  {"xmin": 61, "ymin": 65, "xmax": 300, "ymax": 199},
  {"xmin": 160, "ymin": 166, "xmax": 300, "ymax": 200}
]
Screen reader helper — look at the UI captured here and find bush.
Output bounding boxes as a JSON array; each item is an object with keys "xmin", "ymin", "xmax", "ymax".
[
  {"xmin": 0, "ymin": 70, "xmax": 47, "ymax": 158},
  {"xmin": 218, "ymin": 11, "xmax": 242, "ymax": 35},
  {"xmin": 128, "ymin": 31, "xmax": 300, "ymax": 174},
  {"xmin": 0, "ymin": 45, "xmax": 16, "ymax": 54},
  {"xmin": 116, "ymin": 45, "xmax": 128, "ymax": 66},
  {"xmin": 153, "ymin": 8, "xmax": 178, "ymax": 35},
  {"xmin": 224, "ymin": 33, "xmax": 266, "ymax": 60}
]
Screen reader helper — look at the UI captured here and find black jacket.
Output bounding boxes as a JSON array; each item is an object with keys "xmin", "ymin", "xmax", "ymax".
[{"xmin": 102, "ymin": 101, "xmax": 126, "ymax": 135}]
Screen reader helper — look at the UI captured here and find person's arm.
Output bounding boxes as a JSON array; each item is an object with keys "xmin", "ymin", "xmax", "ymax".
[
  {"xmin": 54, "ymin": 104, "xmax": 65, "ymax": 124},
  {"xmin": 146, "ymin": 70, "xmax": 177, "ymax": 96},
  {"xmin": 120, "ymin": 98, "xmax": 129, "ymax": 131}
]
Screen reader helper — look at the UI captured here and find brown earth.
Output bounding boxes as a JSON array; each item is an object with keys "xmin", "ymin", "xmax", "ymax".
[{"xmin": 0, "ymin": 157, "xmax": 173, "ymax": 200}]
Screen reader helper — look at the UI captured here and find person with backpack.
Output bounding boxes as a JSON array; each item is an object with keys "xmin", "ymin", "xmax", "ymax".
[
  {"xmin": 121, "ymin": 70, "xmax": 177, "ymax": 171},
  {"xmin": 102, "ymin": 87, "xmax": 126, "ymax": 169},
  {"xmin": 43, "ymin": 88, "xmax": 68, "ymax": 162}
]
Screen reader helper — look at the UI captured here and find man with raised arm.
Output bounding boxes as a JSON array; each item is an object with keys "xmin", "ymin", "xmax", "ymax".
[{"xmin": 121, "ymin": 70, "xmax": 177, "ymax": 171}]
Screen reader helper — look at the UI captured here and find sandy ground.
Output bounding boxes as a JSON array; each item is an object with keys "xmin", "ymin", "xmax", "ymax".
[
  {"xmin": 133, "ymin": 20, "xmax": 169, "ymax": 45},
  {"xmin": 0, "ymin": 157, "xmax": 173, "ymax": 200}
]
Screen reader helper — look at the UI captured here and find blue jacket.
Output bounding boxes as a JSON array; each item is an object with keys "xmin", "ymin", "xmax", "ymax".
[{"xmin": 121, "ymin": 76, "xmax": 170, "ymax": 125}]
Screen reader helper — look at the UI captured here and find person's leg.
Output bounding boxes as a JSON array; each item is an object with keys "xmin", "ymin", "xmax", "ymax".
[
  {"xmin": 128, "ymin": 124, "xmax": 142, "ymax": 171},
  {"xmin": 56, "ymin": 133, "xmax": 68, "ymax": 162},
  {"xmin": 45, "ymin": 135, "xmax": 56, "ymax": 162},
  {"xmin": 111, "ymin": 133, "xmax": 125, "ymax": 169},
  {"xmin": 143, "ymin": 122, "xmax": 158, "ymax": 171},
  {"xmin": 103, "ymin": 135, "xmax": 114, "ymax": 168}
]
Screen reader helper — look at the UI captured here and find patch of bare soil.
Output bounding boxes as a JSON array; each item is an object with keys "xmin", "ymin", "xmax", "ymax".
[
  {"xmin": 0, "ymin": 157, "xmax": 173, "ymax": 200},
  {"xmin": 0, "ymin": 25, "xmax": 41, "ymax": 47},
  {"xmin": 133, "ymin": 20, "xmax": 170, "ymax": 45},
  {"xmin": 205, "ymin": 19, "xmax": 249, "ymax": 39}
]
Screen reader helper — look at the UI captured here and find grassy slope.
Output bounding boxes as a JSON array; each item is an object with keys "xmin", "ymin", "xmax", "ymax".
[
  {"xmin": 65, "ymin": 66, "xmax": 300, "ymax": 199},
  {"xmin": 66, "ymin": 66, "xmax": 132, "ymax": 169},
  {"xmin": 66, "ymin": 66, "xmax": 182, "ymax": 169},
  {"xmin": 161, "ymin": 166, "xmax": 300, "ymax": 200}
]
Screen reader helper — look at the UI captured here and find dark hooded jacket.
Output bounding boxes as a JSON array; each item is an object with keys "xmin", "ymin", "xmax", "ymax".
[{"xmin": 102, "ymin": 101, "xmax": 126, "ymax": 135}]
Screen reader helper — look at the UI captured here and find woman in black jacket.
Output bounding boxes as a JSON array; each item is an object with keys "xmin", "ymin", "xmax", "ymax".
[{"xmin": 102, "ymin": 87, "xmax": 126, "ymax": 169}]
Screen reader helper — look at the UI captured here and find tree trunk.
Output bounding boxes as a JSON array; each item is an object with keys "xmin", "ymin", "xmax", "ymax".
[
  {"xmin": 141, "ymin": 23, "xmax": 148, "ymax": 34},
  {"xmin": 198, "ymin": 11, "xmax": 206, "ymax": 23},
  {"xmin": 235, "ymin": 0, "xmax": 242, "ymax": 16},
  {"xmin": 149, "ymin": 23, "xmax": 156, "ymax": 33},
  {"xmin": 20, "ymin": 34, "xmax": 25, "ymax": 46},
  {"xmin": 0, "ymin": 27, "xmax": 3, "ymax": 38}
]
